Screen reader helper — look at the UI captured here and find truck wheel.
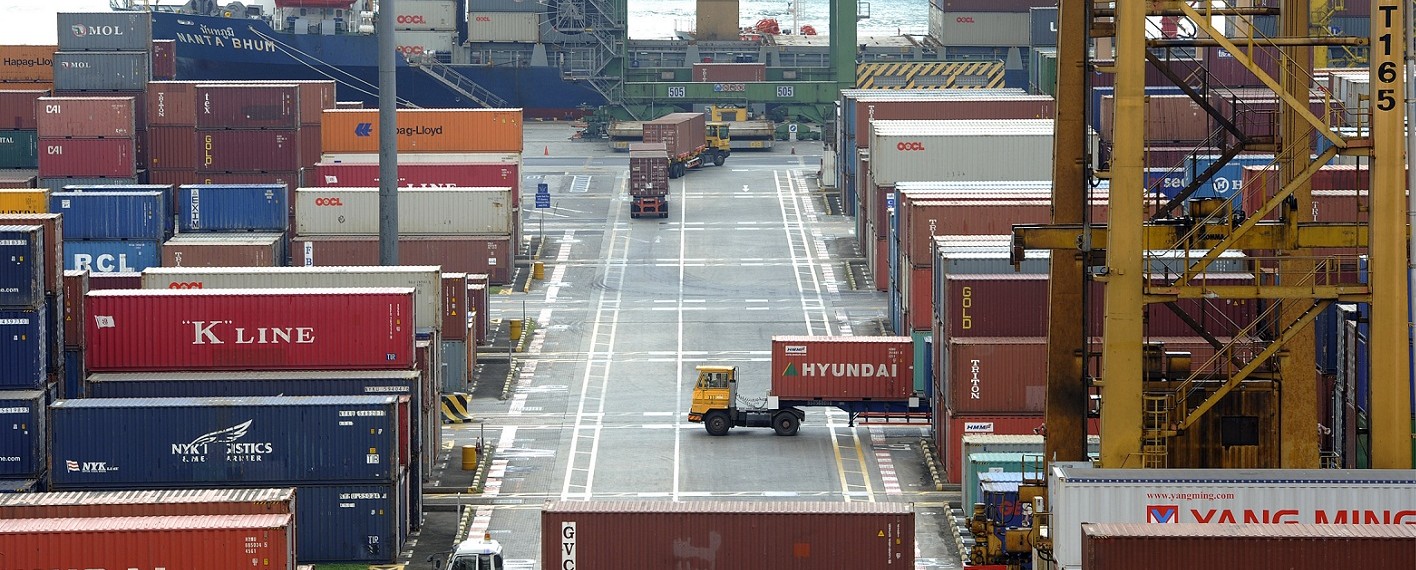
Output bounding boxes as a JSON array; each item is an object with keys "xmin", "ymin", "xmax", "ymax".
[
  {"xmin": 772, "ymin": 413, "xmax": 800, "ymax": 436},
  {"xmin": 712, "ymin": 153, "xmax": 726, "ymax": 167},
  {"xmin": 705, "ymin": 412, "xmax": 730, "ymax": 436}
]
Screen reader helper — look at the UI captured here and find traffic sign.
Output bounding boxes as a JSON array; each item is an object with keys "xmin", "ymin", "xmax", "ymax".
[
  {"xmin": 535, "ymin": 183, "xmax": 550, "ymax": 209},
  {"xmin": 788, "ymin": 123, "xmax": 798, "ymax": 133}
]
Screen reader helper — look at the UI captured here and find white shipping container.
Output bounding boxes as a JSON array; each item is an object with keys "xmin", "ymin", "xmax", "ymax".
[
  {"xmin": 820, "ymin": 150, "xmax": 837, "ymax": 189},
  {"xmin": 295, "ymin": 187, "xmax": 513, "ymax": 235},
  {"xmin": 1049, "ymin": 465, "xmax": 1416, "ymax": 570},
  {"xmin": 140, "ymin": 266, "xmax": 443, "ymax": 331},
  {"xmin": 468, "ymin": 12, "xmax": 540, "ymax": 43},
  {"xmin": 870, "ymin": 120, "xmax": 1077, "ymax": 185},
  {"xmin": 392, "ymin": 0, "xmax": 459, "ymax": 31},
  {"xmin": 934, "ymin": 11, "xmax": 1031, "ymax": 46},
  {"xmin": 393, "ymin": 30, "xmax": 458, "ymax": 57},
  {"xmin": 320, "ymin": 152, "xmax": 522, "ymax": 164}
]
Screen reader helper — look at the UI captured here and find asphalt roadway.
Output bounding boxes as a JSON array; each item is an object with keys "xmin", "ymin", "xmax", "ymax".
[{"xmin": 394, "ymin": 123, "xmax": 964, "ymax": 570}]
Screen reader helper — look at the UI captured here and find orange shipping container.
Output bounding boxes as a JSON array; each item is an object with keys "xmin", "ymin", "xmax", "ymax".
[
  {"xmin": 0, "ymin": 46, "xmax": 56, "ymax": 82},
  {"xmin": 0, "ymin": 189, "xmax": 48, "ymax": 213},
  {"xmin": 321, "ymin": 108, "xmax": 523, "ymax": 153}
]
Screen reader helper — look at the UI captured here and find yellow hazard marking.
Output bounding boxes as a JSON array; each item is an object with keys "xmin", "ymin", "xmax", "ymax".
[{"xmin": 855, "ymin": 61, "xmax": 1005, "ymax": 89}]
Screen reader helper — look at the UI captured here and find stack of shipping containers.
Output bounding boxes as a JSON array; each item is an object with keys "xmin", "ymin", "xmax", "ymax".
[
  {"xmin": 306, "ymin": 108, "xmax": 523, "ymax": 284},
  {"xmin": 164, "ymin": 184, "xmax": 289, "ymax": 267},
  {"xmin": 0, "ymin": 224, "xmax": 49, "ymax": 492},
  {"xmin": 48, "ymin": 189, "xmax": 169, "ymax": 273},
  {"xmin": 926, "ymin": 0, "xmax": 1049, "ymax": 87},
  {"xmin": 0, "ymin": 89, "xmax": 44, "ymax": 179},
  {"xmin": 46, "ymin": 13, "xmax": 151, "ymax": 187},
  {"xmin": 392, "ymin": 0, "xmax": 461, "ymax": 58}
]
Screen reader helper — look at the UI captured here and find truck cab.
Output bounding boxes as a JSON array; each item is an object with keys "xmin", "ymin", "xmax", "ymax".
[
  {"xmin": 442, "ymin": 533, "xmax": 504, "ymax": 570},
  {"xmin": 687, "ymin": 365, "xmax": 803, "ymax": 436}
]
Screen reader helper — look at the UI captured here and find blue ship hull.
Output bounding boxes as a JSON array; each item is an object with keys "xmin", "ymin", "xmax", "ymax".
[{"xmin": 152, "ymin": 11, "xmax": 606, "ymax": 116}]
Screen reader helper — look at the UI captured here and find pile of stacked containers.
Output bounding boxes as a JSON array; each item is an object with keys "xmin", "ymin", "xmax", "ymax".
[
  {"xmin": 0, "ymin": 224, "xmax": 49, "ymax": 490},
  {"xmin": 304, "ymin": 108, "xmax": 523, "ymax": 284},
  {"xmin": 48, "ymin": 13, "xmax": 151, "ymax": 186},
  {"xmin": 165, "ymin": 184, "xmax": 290, "ymax": 267},
  {"xmin": 441, "ymin": 272, "xmax": 472, "ymax": 392},
  {"xmin": 48, "ymin": 188, "xmax": 170, "ymax": 273},
  {"xmin": 392, "ymin": 0, "xmax": 461, "ymax": 58},
  {"xmin": 926, "ymin": 0, "xmax": 1054, "ymax": 87},
  {"xmin": 0, "ymin": 212, "xmax": 65, "ymax": 398},
  {"xmin": 56, "ymin": 287, "xmax": 419, "ymax": 564}
]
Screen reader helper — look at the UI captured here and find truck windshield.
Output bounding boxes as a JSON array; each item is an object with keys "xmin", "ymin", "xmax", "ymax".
[{"xmin": 449, "ymin": 554, "xmax": 503, "ymax": 570}]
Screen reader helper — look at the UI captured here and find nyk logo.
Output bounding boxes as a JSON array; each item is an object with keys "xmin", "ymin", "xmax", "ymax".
[
  {"xmin": 186, "ymin": 320, "xmax": 316, "ymax": 345},
  {"xmin": 71, "ymin": 24, "xmax": 126, "ymax": 37},
  {"xmin": 896, "ymin": 142, "xmax": 926, "ymax": 151},
  {"xmin": 171, "ymin": 420, "xmax": 274, "ymax": 463},
  {"xmin": 65, "ymin": 459, "xmax": 116, "ymax": 473},
  {"xmin": 354, "ymin": 122, "xmax": 373, "ymax": 137}
]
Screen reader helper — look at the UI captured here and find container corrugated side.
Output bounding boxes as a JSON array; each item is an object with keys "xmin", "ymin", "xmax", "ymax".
[
  {"xmin": 467, "ymin": 12, "xmax": 540, "ymax": 42},
  {"xmin": 47, "ymin": 191, "xmax": 164, "ymax": 240},
  {"xmin": 541, "ymin": 500, "xmax": 914, "ymax": 569},
  {"xmin": 146, "ymin": 81, "xmax": 197, "ymax": 126},
  {"xmin": 56, "ymin": 13, "xmax": 153, "ymax": 51},
  {"xmin": 310, "ymin": 161, "xmax": 520, "ymax": 189},
  {"xmin": 0, "ymin": 514, "xmax": 294, "ymax": 569},
  {"xmin": 0, "ymin": 305, "xmax": 46, "ymax": 389},
  {"xmin": 49, "ymin": 395, "xmax": 402, "ymax": 487},
  {"xmin": 0, "ymin": 225, "xmax": 44, "ymax": 306},
  {"xmin": 197, "ymin": 130, "xmax": 301, "ymax": 173},
  {"xmin": 195, "ymin": 84, "xmax": 298, "ymax": 130},
  {"xmin": 320, "ymin": 109, "xmax": 523, "ymax": 153},
  {"xmin": 1081, "ymin": 523, "xmax": 1416, "ymax": 570},
  {"xmin": 643, "ymin": 112, "xmax": 706, "ymax": 158},
  {"xmin": 178, "ymin": 184, "xmax": 287, "ymax": 232},
  {"xmin": 392, "ymin": 1, "xmax": 459, "ymax": 30},
  {"xmin": 161, "ymin": 233, "xmax": 284, "ymax": 268},
  {"xmin": 51, "ymin": 51, "xmax": 150, "ymax": 91},
  {"xmin": 62, "ymin": 269, "xmax": 87, "ymax": 348},
  {"xmin": 1051, "ymin": 466, "xmax": 1416, "ymax": 570},
  {"xmin": 0, "ymin": 50, "xmax": 53, "ymax": 82},
  {"xmin": 292, "ymin": 235, "xmax": 513, "ymax": 285},
  {"xmin": 849, "ymin": 94, "xmax": 1056, "ymax": 149},
  {"xmin": 297, "ymin": 481, "xmax": 405, "ymax": 564},
  {"xmin": 0, "ymin": 390, "xmax": 44, "ymax": 478},
  {"xmin": 38, "ymin": 138, "xmax": 136, "ymax": 178},
  {"xmin": 295, "ymin": 187, "xmax": 512, "ymax": 235},
  {"xmin": 0, "ymin": 189, "xmax": 49, "ymax": 214},
  {"xmin": 85, "ymin": 369, "xmax": 420, "ymax": 403},
  {"xmin": 64, "ymin": 239, "xmax": 161, "ymax": 273},
  {"xmin": 0, "ymin": 130, "xmax": 38, "ymax": 169},
  {"xmin": 770, "ymin": 336, "xmax": 914, "ymax": 400},
  {"xmin": 440, "ymin": 273, "xmax": 468, "ymax": 341},
  {"xmin": 140, "ymin": 266, "xmax": 442, "ymax": 332},
  {"xmin": 84, "ymin": 288, "xmax": 415, "ymax": 372},
  {"xmin": 935, "ymin": 12, "xmax": 1030, "ymax": 45},
  {"xmin": 943, "ymin": 337, "xmax": 1047, "ymax": 415},
  {"xmin": 35, "ymin": 96, "xmax": 135, "ymax": 138},
  {"xmin": 0, "ymin": 487, "xmax": 294, "ymax": 518},
  {"xmin": 870, "ymin": 119, "xmax": 1061, "ymax": 185}
]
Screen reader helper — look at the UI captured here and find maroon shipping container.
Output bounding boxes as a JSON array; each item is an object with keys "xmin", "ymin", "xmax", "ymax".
[
  {"xmin": 311, "ymin": 161, "xmax": 520, "ymax": 189},
  {"xmin": 161, "ymin": 233, "xmax": 284, "ymax": 268},
  {"xmin": 1081, "ymin": 524, "xmax": 1416, "ymax": 570},
  {"xmin": 0, "ymin": 89, "xmax": 46, "ymax": 130},
  {"xmin": 84, "ymin": 288, "xmax": 416, "ymax": 372},
  {"xmin": 54, "ymin": 90, "xmax": 146, "ymax": 132},
  {"xmin": 944, "ymin": 337, "xmax": 1049, "ymax": 414},
  {"xmin": 147, "ymin": 168, "xmax": 197, "ymax": 187},
  {"xmin": 0, "ymin": 514, "xmax": 295, "ymax": 570},
  {"xmin": 151, "ymin": 40, "xmax": 176, "ymax": 80},
  {"xmin": 37, "ymin": 96, "xmax": 135, "ymax": 138},
  {"xmin": 905, "ymin": 266, "xmax": 932, "ymax": 332},
  {"xmin": 770, "ymin": 336, "xmax": 913, "ymax": 400},
  {"xmin": 0, "ymin": 213, "xmax": 63, "ymax": 295},
  {"xmin": 146, "ymin": 81, "xmax": 198, "ymax": 126},
  {"xmin": 541, "ymin": 500, "xmax": 914, "ymax": 570},
  {"xmin": 196, "ymin": 84, "xmax": 299, "ymax": 130},
  {"xmin": 468, "ymin": 282, "xmax": 488, "ymax": 345},
  {"xmin": 1203, "ymin": 46, "xmax": 1282, "ymax": 89},
  {"xmin": 0, "ymin": 488, "xmax": 295, "ymax": 518},
  {"xmin": 936, "ymin": 411, "xmax": 1044, "ymax": 483},
  {"xmin": 851, "ymin": 95, "xmax": 1056, "ymax": 149},
  {"xmin": 642, "ymin": 112, "xmax": 706, "ymax": 158},
  {"xmin": 37, "ymin": 137, "xmax": 135, "ymax": 177},
  {"xmin": 87, "ymin": 271, "xmax": 141, "ymax": 290},
  {"xmin": 908, "ymin": 199, "xmax": 1108, "ymax": 246},
  {"xmin": 1087, "ymin": 56, "xmax": 1205, "ymax": 89},
  {"xmin": 299, "ymin": 125, "xmax": 320, "ymax": 168},
  {"xmin": 1099, "ymin": 94, "xmax": 1211, "ymax": 144},
  {"xmin": 62, "ymin": 269, "xmax": 88, "ymax": 348},
  {"xmin": 0, "ymin": 173, "xmax": 37, "ymax": 188},
  {"xmin": 628, "ymin": 143, "xmax": 669, "ymax": 198},
  {"xmin": 1244, "ymin": 164, "xmax": 1371, "ymax": 195},
  {"xmin": 197, "ymin": 170, "xmax": 300, "ymax": 187},
  {"xmin": 441, "ymin": 272, "xmax": 468, "ymax": 341},
  {"xmin": 146, "ymin": 125, "xmax": 197, "ymax": 170},
  {"xmin": 690, "ymin": 62, "xmax": 766, "ymax": 82},
  {"xmin": 292, "ymin": 235, "xmax": 513, "ymax": 285},
  {"xmin": 874, "ymin": 235, "xmax": 888, "ymax": 292},
  {"xmin": 870, "ymin": 181, "xmax": 891, "ymax": 239},
  {"xmin": 197, "ymin": 129, "xmax": 301, "ymax": 173},
  {"xmin": 291, "ymin": 81, "xmax": 336, "ymax": 126},
  {"xmin": 1209, "ymin": 88, "xmax": 1335, "ymax": 146}
]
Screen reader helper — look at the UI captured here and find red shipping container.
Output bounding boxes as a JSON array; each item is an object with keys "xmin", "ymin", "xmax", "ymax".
[
  {"xmin": 87, "ymin": 272, "xmax": 140, "ymax": 290},
  {"xmin": 468, "ymin": 282, "xmax": 488, "ymax": 346},
  {"xmin": 870, "ymin": 182, "xmax": 891, "ymax": 240},
  {"xmin": 1099, "ymin": 94, "xmax": 1212, "ymax": 144},
  {"xmin": 0, "ymin": 89, "xmax": 46, "ymax": 130},
  {"xmin": 1081, "ymin": 523, "xmax": 1416, "ymax": 570},
  {"xmin": 84, "ymin": 288, "xmax": 416, "ymax": 372},
  {"xmin": 292, "ymin": 235, "xmax": 514, "ymax": 285},
  {"xmin": 54, "ymin": 90, "xmax": 146, "ymax": 131},
  {"xmin": 146, "ymin": 125, "xmax": 197, "ymax": 169},
  {"xmin": 197, "ymin": 129, "xmax": 301, "ymax": 173},
  {"xmin": 197, "ymin": 170, "xmax": 300, "ymax": 187},
  {"xmin": 285, "ymin": 80, "xmax": 336, "ymax": 125},
  {"xmin": 299, "ymin": 125, "xmax": 320, "ymax": 168},
  {"xmin": 944, "ymin": 337, "xmax": 1049, "ymax": 415},
  {"xmin": 195, "ymin": 84, "xmax": 299, "ymax": 130},
  {"xmin": 642, "ymin": 112, "xmax": 706, "ymax": 158},
  {"xmin": 161, "ymin": 234, "xmax": 284, "ymax": 268},
  {"xmin": 852, "ymin": 95, "xmax": 1056, "ymax": 149},
  {"xmin": 147, "ymin": 168, "xmax": 197, "ymax": 187},
  {"xmin": 37, "ymin": 96, "xmax": 135, "ymax": 138},
  {"xmin": 690, "ymin": 62, "xmax": 766, "ymax": 82},
  {"xmin": 0, "ymin": 173, "xmax": 36, "ymax": 188},
  {"xmin": 770, "ymin": 336, "xmax": 914, "ymax": 400},
  {"xmin": 151, "ymin": 40, "xmax": 176, "ymax": 80},
  {"xmin": 37, "ymin": 137, "xmax": 135, "ymax": 177},
  {"xmin": 312, "ymin": 161, "xmax": 520, "ymax": 188},
  {"xmin": 441, "ymin": 272, "xmax": 468, "ymax": 341},
  {"xmin": 937, "ymin": 411, "xmax": 1043, "ymax": 484},
  {"xmin": 398, "ymin": 394, "xmax": 411, "ymax": 467},
  {"xmin": 146, "ymin": 81, "xmax": 198, "ymax": 126},
  {"xmin": 906, "ymin": 266, "xmax": 932, "ymax": 331},
  {"xmin": 0, "ymin": 213, "xmax": 63, "ymax": 295},
  {"xmin": 874, "ymin": 235, "xmax": 888, "ymax": 292},
  {"xmin": 0, "ymin": 488, "xmax": 295, "ymax": 518},
  {"xmin": 63, "ymin": 269, "xmax": 89, "ymax": 348},
  {"xmin": 0, "ymin": 514, "xmax": 294, "ymax": 569}
]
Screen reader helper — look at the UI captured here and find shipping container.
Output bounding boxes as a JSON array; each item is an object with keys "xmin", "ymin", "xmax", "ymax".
[
  {"xmin": 321, "ymin": 109, "xmax": 522, "ymax": 154},
  {"xmin": 0, "ymin": 171, "xmax": 36, "ymax": 189},
  {"xmin": 35, "ymin": 96, "xmax": 134, "ymax": 138},
  {"xmin": 643, "ymin": 112, "xmax": 707, "ymax": 158},
  {"xmin": 84, "ymin": 369, "xmax": 420, "ymax": 401},
  {"xmin": 146, "ymin": 81, "xmax": 197, "ymax": 126},
  {"xmin": 47, "ymin": 190, "xmax": 164, "ymax": 240},
  {"xmin": 468, "ymin": 282, "xmax": 488, "ymax": 345},
  {"xmin": 195, "ymin": 84, "xmax": 298, "ymax": 130},
  {"xmin": 295, "ymin": 187, "xmax": 512, "ymax": 235},
  {"xmin": 541, "ymin": 500, "xmax": 914, "ymax": 569},
  {"xmin": 690, "ymin": 62, "xmax": 766, "ymax": 82},
  {"xmin": 40, "ymin": 176, "xmax": 141, "ymax": 189},
  {"xmin": 391, "ymin": 0, "xmax": 459, "ymax": 30},
  {"xmin": 49, "ymin": 395, "xmax": 402, "ymax": 487},
  {"xmin": 311, "ymin": 161, "xmax": 520, "ymax": 189},
  {"xmin": 141, "ymin": 265, "xmax": 443, "ymax": 331},
  {"xmin": 56, "ymin": 13, "xmax": 153, "ymax": 52},
  {"xmin": 1100, "ymin": 94, "xmax": 1213, "ymax": 144},
  {"xmin": 843, "ymin": 91, "xmax": 1054, "ymax": 150},
  {"xmin": 1030, "ymin": 6, "xmax": 1058, "ymax": 46},
  {"xmin": 84, "ymin": 288, "xmax": 415, "ymax": 372},
  {"xmin": 64, "ymin": 239, "xmax": 160, "ymax": 272},
  {"xmin": 162, "ymin": 233, "xmax": 284, "ymax": 267},
  {"xmin": 0, "ymin": 514, "xmax": 294, "ymax": 569},
  {"xmin": 953, "ymin": 434, "xmax": 1099, "ymax": 485},
  {"xmin": 177, "ymin": 184, "xmax": 287, "ymax": 232},
  {"xmin": 467, "ymin": 12, "xmax": 540, "ymax": 42},
  {"xmin": 197, "ymin": 129, "xmax": 302, "ymax": 173},
  {"xmin": 0, "ymin": 305, "xmax": 46, "ymax": 388},
  {"xmin": 297, "ymin": 481, "xmax": 405, "ymax": 563},
  {"xmin": 1050, "ymin": 466, "xmax": 1416, "ymax": 570},
  {"xmin": 1081, "ymin": 523, "xmax": 1416, "ymax": 570},
  {"xmin": 962, "ymin": 451, "xmax": 1041, "ymax": 512},
  {"xmin": 944, "ymin": 337, "xmax": 1049, "ymax": 415},
  {"xmin": 0, "ymin": 390, "xmax": 44, "ymax": 478},
  {"xmin": 0, "ymin": 48, "xmax": 54, "ymax": 82},
  {"xmin": 0, "ymin": 90, "xmax": 46, "ymax": 130},
  {"xmin": 936, "ymin": 412, "xmax": 1051, "ymax": 484},
  {"xmin": 0, "ymin": 487, "xmax": 295, "ymax": 518},
  {"xmin": 86, "ymin": 271, "xmax": 140, "ymax": 290},
  {"xmin": 0, "ymin": 224, "xmax": 45, "ymax": 306},
  {"xmin": 51, "ymin": 51, "xmax": 150, "ymax": 91},
  {"xmin": 195, "ymin": 170, "xmax": 300, "ymax": 188},
  {"xmin": 628, "ymin": 143, "xmax": 669, "ymax": 198},
  {"xmin": 870, "ymin": 120, "xmax": 1070, "ymax": 185},
  {"xmin": 37, "ymin": 138, "xmax": 135, "ymax": 178},
  {"xmin": 394, "ymin": 29, "xmax": 459, "ymax": 56},
  {"xmin": 442, "ymin": 339, "xmax": 468, "ymax": 391},
  {"xmin": 61, "ymin": 269, "xmax": 86, "ymax": 347},
  {"xmin": 770, "ymin": 336, "xmax": 914, "ymax": 400},
  {"xmin": 440, "ymin": 273, "xmax": 468, "ymax": 341},
  {"xmin": 935, "ymin": 12, "xmax": 1030, "ymax": 45},
  {"xmin": 292, "ymin": 235, "xmax": 513, "ymax": 284},
  {"xmin": 150, "ymin": 39, "xmax": 175, "ymax": 79},
  {"xmin": 468, "ymin": 0, "xmax": 542, "ymax": 10},
  {"xmin": 62, "ymin": 347, "xmax": 82, "ymax": 398},
  {"xmin": 317, "ymin": 151, "xmax": 521, "ymax": 165},
  {"xmin": 0, "ymin": 130, "xmax": 39, "ymax": 169}
]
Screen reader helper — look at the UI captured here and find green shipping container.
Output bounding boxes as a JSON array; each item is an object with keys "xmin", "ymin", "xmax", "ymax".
[
  {"xmin": 964, "ymin": 452, "xmax": 1031, "ymax": 512},
  {"xmin": 0, "ymin": 130, "xmax": 38, "ymax": 169},
  {"xmin": 1031, "ymin": 47, "xmax": 1058, "ymax": 96},
  {"xmin": 912, "ymin": 330, "xmax": 932, "ymax": 395}
]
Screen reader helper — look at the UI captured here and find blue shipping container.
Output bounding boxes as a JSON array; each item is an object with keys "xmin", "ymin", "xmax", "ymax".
[
  {"xmin": 979, "ymin": 471, "xmax": 1029, "ymax": 528},
  {"xmin": 296, "ymin": 480, "xmax": 405, "ymax": 564},
  {"xmin": 1315, "ymin": 303, "xmax": 1340, "ymax": 376},
  {"xmin": 177, "ymin": 184, "xmax": 289, "ymax": 232},
  {"xmin": 0, "ymin": 225, "xmax": 44, "ymax": 307},
  {"xmin": 0, "ymin": 305, "xmax": 46, "ymax": 389},
  {"xmin": 62, "ymin": 348, "xmax": 82, "ymax": 401},
  {"xmin": 63, "ymin": 239, "xmax": 161, "ymax": 273},
  {"xmin": 0, "ymin": 479, "xmax": 39, "ymax": 493},
  {"xmin": 49, "ymin": 395, "xmax": 402, "ymax": 489},
  {"xmin": 0, "ymin": 391, "xmax": 45, "ymax": 479},
  {"xmin": 64, "ymin": 185, "xmax": 176, "ymax": 237},
  {"xmin": 1185, "ymin": 154, "xmax": 1276, "ymax": 210},
  {"xmin": 48, "ymin": 191, "xmax": 167, "ymax": 240},
  {"xmin": 84, "ymin": 370, "xmax": 421, "ymax": 401}
]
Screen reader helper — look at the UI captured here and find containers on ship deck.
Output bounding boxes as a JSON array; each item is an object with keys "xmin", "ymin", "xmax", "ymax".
[{"xmin": 56, "ymin": 13, "xmax": 153, "ymax": 52}]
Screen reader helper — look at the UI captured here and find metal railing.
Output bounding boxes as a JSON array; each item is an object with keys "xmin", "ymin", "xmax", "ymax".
[{"xmin": 410, "ymin": 56, "xmax": 509, "ymax": 109}]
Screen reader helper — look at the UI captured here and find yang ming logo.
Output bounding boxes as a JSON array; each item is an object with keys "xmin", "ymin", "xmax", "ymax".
[{"xmin": 1147, "ymin": 505, "xmax": 1179, "ymax": 523}]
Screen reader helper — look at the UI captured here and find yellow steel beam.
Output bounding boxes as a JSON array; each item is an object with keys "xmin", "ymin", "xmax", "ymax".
[
  {"xmin": 1098, "ymin": 0, "xmax": 1146, "ymax": 468},
  {"xmin": 1176, "ymin": 2, "xmax": 1345, "ymax": 150},
  {"xmin": 1148, "ymin": 37, "xmax": 1368, "ymax": 47},
  {"xmin": 1367, "ymin": 0, "xmax": 1412, "ymax": 468},
  {"xmin": 1145, "ymin": 286, "xmax": 1368, "ymax": 302},
  {"xmin": 1280, "ymin": 0, "xmax": 1319, "ymax": 469},
  {"xmin": 1011, "ymin": 222, "xmax": 1370, "ymax": 252}
]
